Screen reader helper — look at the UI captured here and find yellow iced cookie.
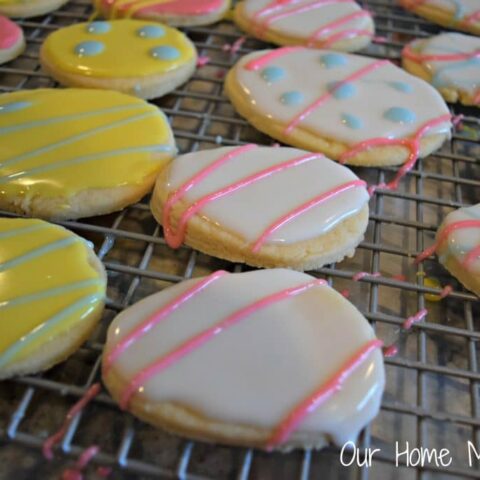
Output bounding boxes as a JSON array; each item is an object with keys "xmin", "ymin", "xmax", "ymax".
[
  {"xmin": 0, "ymin": 218, "xmax": 106, "ymax": 379},
  {"xmin": 0, "ymin": 88, "xmax": 176, "ymax": 220},
  {"xmin": 40, "ymin": 20, "xmax": 197, "ymax": 99}
]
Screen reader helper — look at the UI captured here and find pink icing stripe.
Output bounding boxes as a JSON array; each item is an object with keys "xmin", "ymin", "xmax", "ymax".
[
  {"xmin": 416, "ymin": 219, "xmax": 480, "ymax": 264},
  {"xmin": 43, "ymin": 383, "xmax": 101, "ymax": 460},
  {"xmin": 266, "ymin": 338, "xmax": 383, "ymax": 450},
  {"xmin": 402, "ymin": 43, "xmax": 480, "ymax": 64},
  {"xmin": 164, "ymin": 153, "xmax": 321, "ymax": 250},
  {"xmin": 119, "ymin": 278, "xmax": 328, "ymax": 409},
  {"xmin": 464, "ymin": 10, "xmax": 480, "ymax": 24},
  {"xmin": 316, "ymin": 29, "xmax": 372, "ymax": 48},
  {"xmin": 383, "ymin": 344, "xmax": 398, "ymax": 357},
  {"xmin": 440, "ymin": 285, "xmax": 453, "ymax": 298},
  {"xmin": 244, "ymin": 47, "xmax": 303, "ymax": 71},
  {"xmin": 352, "ymin": 271, "xmax": 380, "ymax": 281},
  {"xmin": 474, "ymin": 91, "xmax": 480, "ymax": 105},
  {"xmin": 163, "ymin": 144, "xmax": 257, "ymax": 248},
  {"xmin": 461, "ymin": 244, "xmax": 480, "ymax": 268},
  {"xmin": 252, "ymin": 179, "xmax": 366, "ymax": 252},
  {"xmin": 108, "ymin": 0, "xmax": 224, "ymax": 15},
  {"xmin": 284, "ymin": 59, "xmax": 389, "ymax": 134},
  {"xmin": 0, "ymin": 16, "xmax": 22, "ymax": 50},
  {"xmin": 253, "ymin": 0, "xmax": 304, "ymax": 20},
  {"xmin": 402, "ymin": 308, "xmax": 428, "ymax": 330},
  {"xmin": 103, "ymin": 271, "xmax": 227, "ymax": 373}
]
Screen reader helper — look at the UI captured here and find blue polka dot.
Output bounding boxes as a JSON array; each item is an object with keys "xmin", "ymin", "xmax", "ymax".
[
  {"xmin": 280, "ymin": 91, "xmax": 304, "ymax": 106},
  {"xmin": 85, "ymin": 21, "xmax": 111, "ymax": 34},
  {"xmin": 150, "ymin": 46, "xmax": 180, "ymax": 60},
  {"xmin": 384, "ymin": 107, "xmax": 416, "ymax": 124},
  {"xmin": 74, "ymin": 41, "xmax": 105, "ymax": 57},
  {"xmin": 137, "ymin": 25, "xmax": 165, "ymax": 38},
  {"xmin": 328, "ymin": 81, "xmax": 357, "ymax": 99},
  {"xmin": 388, "ymin": 81, "xmax": 413, "ymax": 93},
  {"xmin": 319, "ymin": 53, "xmax": 347, "ymax": 69},
  {"xmin": 261, "ymin": 66, "xmax": 285, "ymax": 83},
  {"xmin": 341, "ymin": 113, "xmax": 363, "ymax": 129},
  {"xmin": 0, "ymin": 101, "xmax": 31, "ymax": 113}
]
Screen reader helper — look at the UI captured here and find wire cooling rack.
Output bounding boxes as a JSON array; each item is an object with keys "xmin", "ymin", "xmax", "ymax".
[{"xmin": 1, "ymin": 1, "xmax": 480, "ymax": 478}]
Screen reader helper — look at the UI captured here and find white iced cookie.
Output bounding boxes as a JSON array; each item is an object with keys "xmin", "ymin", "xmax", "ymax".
[
  {"xmin": 0, "ymin": 0, "xmax": 69, "ymax": 18},
  {"xmin": 403, "ymin": 33, "xmax": 480, "ymax": 107},
  {"xmin": 234, "ymin": 0, "xmax": 374, "ymax": 52},
  {"xmin": 150, "ymin": 145, "xmax": 370, "ymax": 270},
  {"xmin": 225, "ymin": 48, "xmax": 452, "ymax": 182},
  {"xmin": 399, "ymin": 0, "xmax": 480, "ymax": 36},
  {"xmin": 0, "ymin": 16, "xmax": 24, "ymax": 65},
  {"xmin": 102, "ymin": 269, "xmax": 385, "ymax": 451},
  {"xmin": 417, "ymin": 203, "xmax": 480, "ymax": 296}
]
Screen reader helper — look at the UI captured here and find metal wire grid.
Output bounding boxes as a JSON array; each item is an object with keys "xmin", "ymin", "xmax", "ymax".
[{"xmin": 1, "ymin": 0, "xmax": 480, "ymax": 478}]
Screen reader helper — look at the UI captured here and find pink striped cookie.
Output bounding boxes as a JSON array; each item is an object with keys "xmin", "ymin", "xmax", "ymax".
[
  {"xmin": 95, "ymin": 0, "xmax": 231, "ymax": 26},
  {"xmin": 102, "ymin": 268, "xmax": 385, "ymax": 450},
  {"xmin": 234, "ymin": 0, "xmax": 374, "ymax": 52},
  {"xmin": 0, "ymin": 16, "xmax": 24, "ymax": 65}
]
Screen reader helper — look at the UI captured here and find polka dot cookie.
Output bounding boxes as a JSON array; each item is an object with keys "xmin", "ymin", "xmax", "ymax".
[
  {"xmin": 0, "ymin": 16, "xmax": 24, "ymax": 65},
  {"xmin": 403, "ymin": 33, "xmax": 480, "ymax": 107},
  {"xmin": 399, "ymin": 0, "xmax": 480, "ymax": 36},
  {"xmin": 234, "ymin": 0, "xmax": 374, "ymax": 52},
  {"xmin": 95, "ymin": 0, "xmax": 230, "ymax": 26},
  {"xmin": 0, "ymin": 88, "xmax": 176, "ymax": 220},
  {"xmin": 0, "ymin": 0, "xmax": 68, "ymax": 18},
  {"xmin": 151, "ymin": 145, "xmax": 369, "ymax": 270},
  {"xmin": 40, "ymin": 20, "xmax": 197, "ymax": 99},
  {"xmin": 0, "ymin": 218, "xmax": 106, "ymax": 379},
  {"xmin": 225, "ymin": 48, "xmax": 452, "ymax": 186},
  {"xmin": 103, "ymin": 268, "xmax": 385, "ymax": 451}
]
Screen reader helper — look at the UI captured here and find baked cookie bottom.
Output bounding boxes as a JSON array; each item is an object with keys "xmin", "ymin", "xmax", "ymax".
[
  {"xmin": 224, "ymin": 69, "xmax": 449, "ymax": 167},
  {"xmin": 0, "ymin": 0, "xmax": 69, "ymax": 18},
  {"xmin": 0, "ymin": 35, "xmax": 25, "ymax": 65}
]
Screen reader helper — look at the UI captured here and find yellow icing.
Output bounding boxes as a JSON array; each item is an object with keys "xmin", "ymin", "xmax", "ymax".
[
  {"xmin": 41, "ymin": 19, "xmax": 196, "ymax": 78},
  {"xmin": 0, "ymin": 88, "xmax": 176, "ymax": 201},
  {"xmin": 424, "ymin": 276, "xmax": 442, "ymax": 302},
  {"xmin": 104, "ymin": 0, "xmax": 177, "ymax": 18},
  {"xmin": 0, "ymin": 218, "xmax": 106, "ymax": 366}
]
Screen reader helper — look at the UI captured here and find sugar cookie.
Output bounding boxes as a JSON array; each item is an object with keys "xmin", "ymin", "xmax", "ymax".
[
  {"xmin": 0, "ymin": 16, "xmax": 24, "ymax": 65},
  {"xmin": 234, "ymin": 0, "xmax": 374, "ymax": 52},
  {"xmin": 150, "ymin": 145, "xmax": 369, "ymax": 270},
  {"xmin": 0, "ymin": 88, "xmax": 176, "ymax": 220},
  {"xmin": 95, "ymin": 0, "xmax": 230, "ymax": 26},
  {"xmin": 40, "ymin": 20, "xmax": 197, "ymax": 99},
  {"xmin": 225, "ymin": 48, "xmax": 452, "ymax": 187},
  {"xmin": 417, "ymin": 203, "xmax": 480, "ymax": 297},
  {"xmin": 399, "ymin": 0, "xmax": 480, "ymax": 36},
  {"xmin": 0, "ymin": 218, "xmax": 106, "ymax": 379},
  {"xmin": 102, "ymin": 269, "xmax": 385, "ymax": 451},
  {"xmin": 0, "ymin": 0, "xmax": 68, "ymax": 18},
  {"xmin": 402, "ymin": 33, "xmax": 480, "ymax": 107}
]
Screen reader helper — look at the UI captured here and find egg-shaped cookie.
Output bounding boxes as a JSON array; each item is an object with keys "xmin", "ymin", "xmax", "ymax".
[
  {"xmin": 0, "ymin": 88, "xmax": 176, "ymax": 220},
  {"xmin": 234, "ymin": 0, "xmax": 374, "ymax": 52},
  {"xmin": 40, "ymin": 20, "xmax": 197, "ymax": 99},
  {"xmin": 103, "ymin": 269, "xmax": 385, "ymax": 451},
  {"xmin": 0, "ymin": 0, "xmax": 68, "ymax": 18},
  {"xmin": 0, "ymin": 16, "xmax": 25, "ymax": 65},
  {"xmin": 0, "ymin": 218, "xmax": 106, "ymax": 379},
  {"xmin": 402, "ymin": 33, "xmax": 480, "ymax": 108},
  {"xmin": 150, "ymin": 145, "xmax": 370, "ymax": 270},
  {"xmin": 95, "ymin": 0, "xmax": 230, "ymax": 26}
]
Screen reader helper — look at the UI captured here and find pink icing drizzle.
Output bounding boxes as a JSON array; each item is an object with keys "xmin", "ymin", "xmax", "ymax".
[
  {"xmin": 104, "ymin": 270, "xmax": 227, "ymax": 374},
  {"xmin": 402, "ymin": 308, "xmax": 428, "ymax": 330},
  {"xmin": 461, "ymin": 244, "xmax": 480, "ymax": 268},
  {"xmin": 61, "ymin": 446, "xmax": 100, "ymax": 480},
  {"xmin": 266, "ymin": 338, "xmax": 383, "ymax": 450},
  {"xmin": 0, "ymin": 16, "xmax": 22, "ymax": 50},
  {"xmin": 383, "ymin": 344, "xmax": 398, "ymax": 357},
  {"xmin": 401, "ymin": 0, "xmax": 479, "ymax": 25},
  {"xmin": 440, "ymin": 285, "xmax": 453, "ymax": 298},
  {"xmin": 105, "ymin": 0, "xmax": 225, "ymax": 16},
  {"xmin": 43, "ymin": 383, "xmax": 101, "ymax": 460},
  {"xmin": 352, "ymin": 271, "xmax": 381, "ymax": 281},
  {"xmin": 403, "ymin": 43, "xmax": 480, "ymax": 64},
  {"xmin": 415, "ymin": 219, "xmax": 480, "ymax": 265},
  {"xmin": 244, "ymin": 47, "xmax": 303, "ymax": 71},
  {"xmin": 197, "ymin": 55, "xmax": 211, "ymax": 67},
  {"xmin": 392, "ymin": 274, "xmax": 407, "ymax": 282},
  {"xmin": 118, "ymin": 278, "xmax": 328, "ymax": 409}
]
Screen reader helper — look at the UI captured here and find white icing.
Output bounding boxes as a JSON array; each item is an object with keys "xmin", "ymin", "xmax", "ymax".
[
  {"xmin": 412, "ymin": 33, "xmax": 480, "ymax": 97},
  {"xmin": 410, "ymin": 0, "xmax": 479, "ymax": 19},
  {"xmin": 439, "ymin": 203, "xmax": 480, "ymax": 273},
  {"xmin": 233, "ymin": 48, "xmax": 451, "ymax": 146},
  {"xmin": 241, "ymin": 0, "xmax": 373, "ymax": 45},
  {"xmin": 163, "ymin": 146, "xmax": 369, "ymax": 245},
  {"xmin": 105, "ymin": 269, "xmax": 385, "ymax": 445}
]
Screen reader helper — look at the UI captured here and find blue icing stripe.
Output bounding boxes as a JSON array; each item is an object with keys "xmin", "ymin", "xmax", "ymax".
[
  {"xmin": 0, "ymin": 101, "xmax": 31, "ymax": 113},
  {"xmin": 328, "ymin": 81, "xmax": 356, "ymax": 99},
  {"xmin": 137, "ymin": 25, "xmax": 165, "ymax": 38},
  {"xmin": 341, "ymin": 113, "xmax": 363, "ymax": 129},
  {"xmin": 74, "ymin": 41, "xmax": 105, "ymax": 57},
  {"xmin": 86, "ymin": 21, "xmax": 111, "ymax": 34},
  {"xmin": 261, "ymin": 66, "xmax": 285, "ymax": 83},
  {"xmin": 384, "ymin": 107, "xmax": 416, "ymax": 124},
  {"xmin": 319, "ymin": 53, "xmax": 347, "ymax": 69},
  {"xmin": 150, "ymin": 45, "xmax": 180, "ymax": 60},
  {"xmin": 280, "ymin": 91, "xmax": 304, "ymax": 106},
  {"xmin": 388, "ymin": 81, "xmax": 413, "ymax": 93}
]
